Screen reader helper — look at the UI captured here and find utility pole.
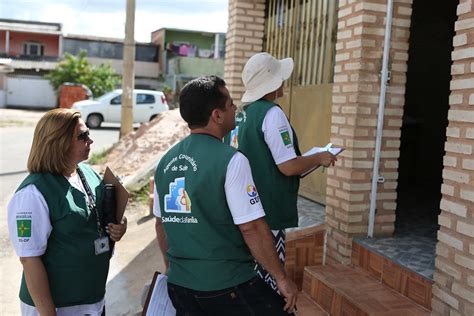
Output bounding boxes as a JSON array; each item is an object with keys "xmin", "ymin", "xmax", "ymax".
[{"xmin": 120, "ymin": 0, "xmax": 136, "ymax": 138}]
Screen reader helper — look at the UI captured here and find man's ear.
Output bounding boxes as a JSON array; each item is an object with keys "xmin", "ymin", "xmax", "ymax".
[{"xmin": 211, "ymin": 109, "xmax": 224, "ymax": 124}]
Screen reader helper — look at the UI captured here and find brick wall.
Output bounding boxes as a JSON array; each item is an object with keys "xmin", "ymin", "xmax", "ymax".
[
  {"xmin": 326, "ymin": 0, "xmax": 412, "ymax": 264},
  {"xmin": 224, "ymin": 0, "xmax": 265, "ymax": 102},
  {"xmin": 432, "ymin": 0, "xmax": 474, "ymax": 314}
]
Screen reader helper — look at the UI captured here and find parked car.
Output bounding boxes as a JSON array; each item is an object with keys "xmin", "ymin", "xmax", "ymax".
[{"xmin": 72, "ymin": 89, "xmax": 169, "ymax": 128}]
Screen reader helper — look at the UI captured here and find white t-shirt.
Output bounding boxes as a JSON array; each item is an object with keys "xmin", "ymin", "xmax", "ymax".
[
  {"xmin": 154, "ymin": 152, "xmax": 265, "ymax": 225},
  {"xmin": 7, "ymin": 174, "xmax": 105, "ymax": 316},
  {"xmin": 262, "ymin": 106, "xmax": 297, "ymax": 165}
]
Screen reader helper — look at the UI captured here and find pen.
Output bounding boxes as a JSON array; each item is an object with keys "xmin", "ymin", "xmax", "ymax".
[{"xmin": 322, "ymin": 143, "xmax": 333, "ymax": 173}]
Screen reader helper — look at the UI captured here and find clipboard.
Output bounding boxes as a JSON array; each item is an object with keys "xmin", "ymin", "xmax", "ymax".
[
  {"xmin": 300, "ymin": 144, "xmax": 344, "ymax": 178},
  {"xmin": 103, "ymin": 166, "xmax": 129, "ymax": 222}
]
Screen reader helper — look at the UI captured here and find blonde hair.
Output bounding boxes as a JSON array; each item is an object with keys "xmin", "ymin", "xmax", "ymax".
[{"xmin": 27, "ymin": 108, "xmax": 81, "ymax": 174}]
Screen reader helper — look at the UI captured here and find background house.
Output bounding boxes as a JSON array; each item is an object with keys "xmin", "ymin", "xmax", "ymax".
[
  {"xmin": 1, "ymin": 19, "xmax": 226, "ymax": 109},
  {"xmin": 0, "ymin": 18, "xmax": 61, "ymax": 108},
  {"xmin": 63, "ymin": 35, "xmax": 161, "ymax": 90},
  {"xmin": 151, "ymin": 28, "xmax": 225, "ymax": 92}
]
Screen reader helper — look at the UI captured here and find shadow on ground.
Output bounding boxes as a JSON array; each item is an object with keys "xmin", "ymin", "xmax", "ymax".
[{"xmin": 104, "ymin": 204, "xmax": 165, "ymax": 316}]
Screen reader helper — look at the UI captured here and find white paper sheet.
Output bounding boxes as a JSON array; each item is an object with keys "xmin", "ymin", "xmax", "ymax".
[
  {"xmin": 146, "ymin": 274, "xmax": 176, "ymax": 316},
  {"xmin": 300, "ymin": 143, "xmax": 344, "ymax": 177}
]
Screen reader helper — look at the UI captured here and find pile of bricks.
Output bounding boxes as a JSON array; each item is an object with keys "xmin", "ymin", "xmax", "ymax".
[{"xmin": 59, "ymin": 84, "xmax": 90, "ymax": 109}]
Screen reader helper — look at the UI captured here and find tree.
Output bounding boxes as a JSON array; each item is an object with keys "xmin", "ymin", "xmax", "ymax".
[{"xmin": 46, "ymin": 51, "xmax": 120, "ymax": 98}]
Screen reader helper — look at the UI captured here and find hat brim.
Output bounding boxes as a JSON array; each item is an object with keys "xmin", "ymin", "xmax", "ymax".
[{"xmin": 241, "ymin": 57, "xmax": 294, "ymax": 103}]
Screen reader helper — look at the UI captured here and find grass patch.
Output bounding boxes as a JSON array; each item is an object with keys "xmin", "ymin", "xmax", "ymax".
[
  {"xmin": 88, "ymin": 148, "xmax": 109, "ymax": 165},
  {"xmin": 130, "ymin": 184, "xmax": 150, "ymax": 205},
  {"xmin": 0, "ymin": 120, "xmax": 33, "ymax": 127}
]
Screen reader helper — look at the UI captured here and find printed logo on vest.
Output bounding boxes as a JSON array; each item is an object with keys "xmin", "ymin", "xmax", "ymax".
[
  {"xmin": 164, "ymin": 177, "xmax": 192, "ymax": 213},
  {"xmin": 17, "ymin": 219, "xmax": 31, "ymax": 238},
  {"xmin": 247, "ymin": 184, "xmax": 260, "ymax": 205},
  {"xmin": 230, "ymin": 126, "xmax": 239, "ymax": 148},
  {"xmin": 280, "ymin": 129, "xmax": 292, "ymax": 146},
  {"xmin": 235, "ymin": 110, "xmax": 246, "ymax": 124}
]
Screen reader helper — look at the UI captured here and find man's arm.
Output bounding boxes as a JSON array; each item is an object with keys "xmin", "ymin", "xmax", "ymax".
[
  {"xmin": 277, "ymin": 151, "xmax": 337, "ymax": 176},
  {"xmin": 20, "ymin": 256, "xmax": 56, "ymax": 316},
  {"xmin": 262, "ymin": 107, "xmax": 337, "ymax": 177},
  {"xmin": 238, "ymin": 218, "xmax": 297, "ymax": 312},
  {"xmin": 155, "ymin": 218, "xmax": 169, "ymax": 273}
]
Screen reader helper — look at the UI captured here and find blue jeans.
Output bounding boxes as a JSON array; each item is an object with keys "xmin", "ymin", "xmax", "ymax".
[{"xmin": 167, "ymin": 276, "xmax": 294, "ymax": 316}]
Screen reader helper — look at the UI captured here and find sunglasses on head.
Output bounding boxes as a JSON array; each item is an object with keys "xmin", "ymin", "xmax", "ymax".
[{"xmin": 77, "ymin": 130, "xmax": 91, "ymax": 142}]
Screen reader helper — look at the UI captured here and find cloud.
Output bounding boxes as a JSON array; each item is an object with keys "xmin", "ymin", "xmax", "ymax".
[
  {"xmin": 135, "ymin": 10, "xmax": 228, "ymax": 41},
  {"xmin": 0, "ymin": 0, "xmax": 228, "ymax": 42}
]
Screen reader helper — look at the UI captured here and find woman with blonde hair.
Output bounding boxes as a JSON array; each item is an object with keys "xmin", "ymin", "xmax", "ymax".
[{"xmin": 8, "ymin": 108, "xmax": 127, "ymax": 316}]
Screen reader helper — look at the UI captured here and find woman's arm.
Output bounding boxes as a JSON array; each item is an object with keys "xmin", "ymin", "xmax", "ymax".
[{"xmin": 20, "ymin": 256, "xmax": 57, "ymax": 316}]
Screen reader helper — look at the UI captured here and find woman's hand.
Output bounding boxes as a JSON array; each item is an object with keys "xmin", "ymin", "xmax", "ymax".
[{"xmin": 107, "ymin": 216, "xmax": 127, "ymax": 242}]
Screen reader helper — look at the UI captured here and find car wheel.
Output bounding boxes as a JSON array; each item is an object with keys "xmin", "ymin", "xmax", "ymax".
[
  {"xmin": 86, "ymin": 114, "xmax": 103, "ymax": 129},
  {"xmin": 149, "ymin": 114, "xmax": 161, "ymax": 122}
]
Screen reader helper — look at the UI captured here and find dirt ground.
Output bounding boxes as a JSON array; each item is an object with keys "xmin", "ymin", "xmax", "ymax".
[{"xmin": 103, "ymin": 109, "xmax": 189, "ymax": 178}]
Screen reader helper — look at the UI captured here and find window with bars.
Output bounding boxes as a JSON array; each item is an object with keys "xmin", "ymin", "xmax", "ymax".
[
  {"xmin": 23, "ymin": 42, "xmax": 44, "ymax": 56},
  {"xmin": 264, "ymin": 0, "xmax": 338, "ymax": 86}
]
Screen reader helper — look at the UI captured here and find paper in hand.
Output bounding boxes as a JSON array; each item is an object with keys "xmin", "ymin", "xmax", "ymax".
[{"xmin": 300, "ymin": 143, "xmax": 344, "ymax": 177}]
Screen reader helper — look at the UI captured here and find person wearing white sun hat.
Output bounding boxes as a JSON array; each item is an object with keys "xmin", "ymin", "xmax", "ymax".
[{"xmin": 227, "ymin": 52, "xmax": 337, "ymax": 292}]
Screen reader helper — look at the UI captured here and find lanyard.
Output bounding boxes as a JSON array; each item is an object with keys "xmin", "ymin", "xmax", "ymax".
[{"xmin": 76, "ymin": 168, "xmax": 103, "ymax": 237}]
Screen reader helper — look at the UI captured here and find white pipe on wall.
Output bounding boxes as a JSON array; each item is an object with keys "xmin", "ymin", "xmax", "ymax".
[{"xmin": 368, "ymin": 0, "xmax": 394, "ymax": 238}]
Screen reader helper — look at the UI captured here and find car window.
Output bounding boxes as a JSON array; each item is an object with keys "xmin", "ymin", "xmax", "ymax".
[
  {"xmin": 137, "ymin": 93, "xmax": 155, "ymax": 104},
  {"xmin": 110, "ymin": 95, "xmax": 122, "ymax": 105}
]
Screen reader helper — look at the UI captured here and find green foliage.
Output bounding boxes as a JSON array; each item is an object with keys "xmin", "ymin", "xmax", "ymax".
[
  {"xmin": 46, "ymin": 51, "xmax": 120, "ymax": 98},
  {"xmin": 163, "ymin": 85, "xmax": 173, "ymax": 94},
  {"xmin": 87, "ymin": 148, "xmax": 109, "ymax": 165},
  {"xmin": 130, "ymin": 185, "xmax": 150, "ymax": 205}
]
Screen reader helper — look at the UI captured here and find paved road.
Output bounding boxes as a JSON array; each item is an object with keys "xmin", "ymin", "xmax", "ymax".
[{"xmin": 0, "ymin": 117, "xmax": 121, "ymax": 213}]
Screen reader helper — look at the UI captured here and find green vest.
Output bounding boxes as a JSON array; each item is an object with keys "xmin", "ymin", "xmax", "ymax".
[
  {"xmin": 17, "ymin": 163, "xmax": 109, "ymax": 307},
  {"xmin": 228, "ymin": 100, "xmax": 300, "ymax": 230},
  {"xmin": 155, "ymin": 134, "xmax": 256, "ymax": 291}
]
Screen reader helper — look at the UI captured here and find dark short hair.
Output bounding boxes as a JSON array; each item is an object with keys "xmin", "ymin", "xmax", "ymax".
[{"xmin": 179, "ymin": 75, "xmax": 227, "ymax": 128}]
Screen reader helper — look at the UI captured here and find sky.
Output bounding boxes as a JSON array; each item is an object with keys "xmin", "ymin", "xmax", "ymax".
[{"xmin": 0, "ymin": 0, "xmax": 229, "ymax": 42}]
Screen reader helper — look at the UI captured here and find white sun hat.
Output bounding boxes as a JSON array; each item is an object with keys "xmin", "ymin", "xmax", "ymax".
[{"xmin": 241, "ymin": 52, "xmax": 294, "ymax": 103}]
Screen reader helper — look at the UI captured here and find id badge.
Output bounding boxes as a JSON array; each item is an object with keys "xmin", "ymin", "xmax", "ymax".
[{"xmin": 94, "ymin": 236, "xmax": 110, "ymax": 255}]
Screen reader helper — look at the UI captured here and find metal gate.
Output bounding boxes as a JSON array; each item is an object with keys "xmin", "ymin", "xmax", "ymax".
[
  {"xmin": 265, "ymin": 0, "xmax": 338, "ymax": 203},
  {"xmin": 6, "ymin": 76, "xmax": 57, "ymax": 108}
]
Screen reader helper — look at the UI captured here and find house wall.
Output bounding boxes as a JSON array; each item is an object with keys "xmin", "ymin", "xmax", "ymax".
[
  {"xmin": 168, "ymin": 57, "xmax": 224, "ymax": 77},
  {"xmin": 5, "ymin": 32, "xmax": 59, "ymax": 56},
  {"xmin": 224, "ymin": 0, "xmax": 265, "ymax": 102},
  {"xmin": 0, "ymin": 30, "xmax": 6, "ymax": 52},
  {"xmin": 325, "ymin": 0, "xmax": 411, "ymax": 264},
  {"xmin": 87, "ymin": 57, "xmax": 160, "ymax": 78},
  {"xmin": 432, "ymin": 0, "xmax": 474, "ymax": 314},
  {"xmin": 151, "ymin": 29, "xmax": 166, "ymax": 74},
  {"xmin": 164, "ymin": 30, "xmax": 218, "ymax": 50}
]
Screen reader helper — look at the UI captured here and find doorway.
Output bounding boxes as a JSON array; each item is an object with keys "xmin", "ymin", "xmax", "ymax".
[{"xmin": 396, "ymin": 0, "xmax": 458, "ymax": 236}]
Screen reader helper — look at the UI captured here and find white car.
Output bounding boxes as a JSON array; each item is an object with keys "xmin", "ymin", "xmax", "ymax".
[{"xmin": 72, "ymin": 89, "xmax": 169, "ymax": 128}]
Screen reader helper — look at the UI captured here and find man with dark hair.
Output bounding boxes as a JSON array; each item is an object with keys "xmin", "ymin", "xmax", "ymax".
[{"xmin": 154, "ymin": 75, "xmax": 298, "ymax": 315}]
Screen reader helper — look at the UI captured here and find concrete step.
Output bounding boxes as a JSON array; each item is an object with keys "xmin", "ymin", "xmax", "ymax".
[
  {"xmin": 297, "ymin": 291, "xmax": 329, "ymax": 316},
  {"xmin": 303, "ymin": 264, "xmax": 430, "ymax": 316},
  {"xmin": 352, "ymin": 241, "xmax": 433, "ymax": 310}
]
